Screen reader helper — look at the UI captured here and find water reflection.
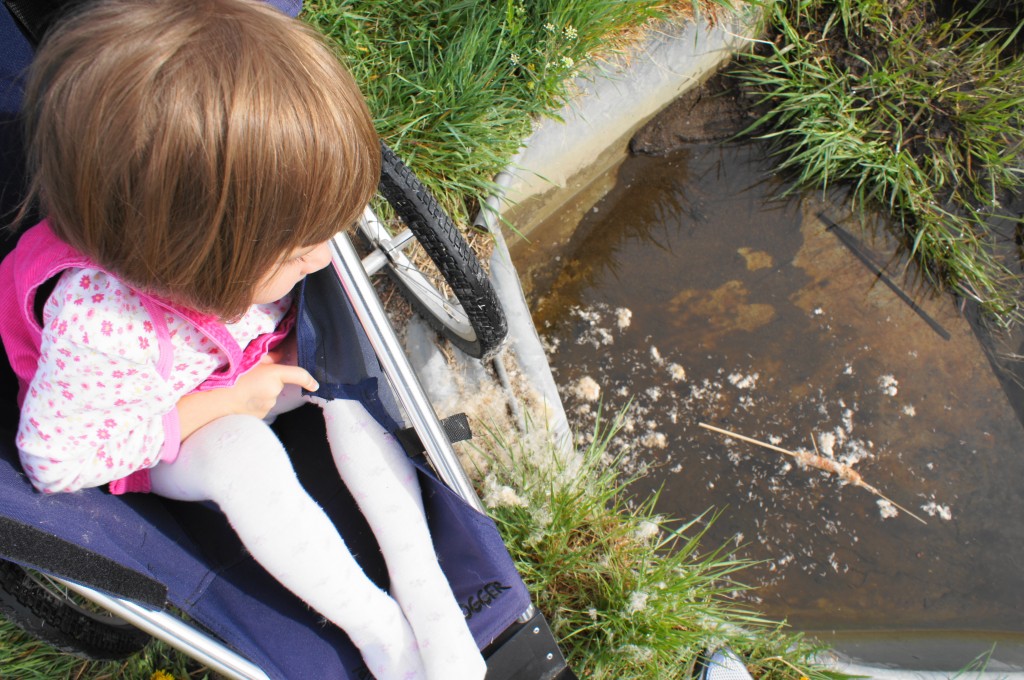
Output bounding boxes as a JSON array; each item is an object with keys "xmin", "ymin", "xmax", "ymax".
[{"xmin": 516, "ymin": 140, "xmax": 1024, "ymax": 641}]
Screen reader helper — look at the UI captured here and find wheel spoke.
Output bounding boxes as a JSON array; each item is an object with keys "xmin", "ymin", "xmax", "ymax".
[{"xmin": 358, "ymin": 207, "xmax": 475, "ymax": 339}]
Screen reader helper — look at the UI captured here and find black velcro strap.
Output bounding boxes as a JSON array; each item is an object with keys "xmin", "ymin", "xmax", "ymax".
[
  {"xmin": 440, "ymin": 413, "xmax": 472, "ymax": 444},
  {"xmin": 395, "ymin": 413, "xmax": 473, "ymax": 458},
  {"xmin": 0, "ymin": 514, "xmax": 167, "ymax": 607}
]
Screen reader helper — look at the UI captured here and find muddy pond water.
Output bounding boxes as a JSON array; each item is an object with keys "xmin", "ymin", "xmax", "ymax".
[{"xmin": 511, "ymin": 139, "xmax": 1024, "ymax": 669}]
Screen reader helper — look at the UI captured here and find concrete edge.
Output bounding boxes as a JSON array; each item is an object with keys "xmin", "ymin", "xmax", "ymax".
[
  {"xmin": 818, "ymin": 652, "xmax": 1024, "ymax": 680},
  {"xmin": 471, "ymin": 10, "xmax": 762, "ymax": 449},
  {"xmin": 500, "ymin": 8, "xmax": 762, "ymax": 239}
]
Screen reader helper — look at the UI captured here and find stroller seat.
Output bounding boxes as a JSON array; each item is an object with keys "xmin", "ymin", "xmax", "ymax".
[{"xmin": 0, "ymin": 262, "xmax": 541, "ymax": 678}]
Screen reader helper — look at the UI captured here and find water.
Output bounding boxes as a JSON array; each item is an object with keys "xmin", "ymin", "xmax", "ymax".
[{"xmin": 513, "ymin": 140, "xmax": 1024, "ymax": 663}]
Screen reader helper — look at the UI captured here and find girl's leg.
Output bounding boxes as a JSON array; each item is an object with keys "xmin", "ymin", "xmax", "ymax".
[
  {"xmin": 150, "ymin": 415, "xmax": 426, "ymax": 680},
  {"xmin": 319, "ymin": 399, "xmax": 486, "ymax": 680}
]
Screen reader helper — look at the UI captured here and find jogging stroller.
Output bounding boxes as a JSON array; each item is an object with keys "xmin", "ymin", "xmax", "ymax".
[{"xmin": 0, "ymin": 2, "xmax": 573, "ymax": 678}]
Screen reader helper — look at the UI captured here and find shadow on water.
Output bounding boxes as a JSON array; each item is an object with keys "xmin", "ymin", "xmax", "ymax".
[{"xmin": 513, "ymin": 139, "xmax": 1024, "ymax": 667}]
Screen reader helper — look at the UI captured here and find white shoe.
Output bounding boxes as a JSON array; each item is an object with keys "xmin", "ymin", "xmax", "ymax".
[{"xmin": 697, "ymin": 647, "xmax": 754, "ymax": 680}]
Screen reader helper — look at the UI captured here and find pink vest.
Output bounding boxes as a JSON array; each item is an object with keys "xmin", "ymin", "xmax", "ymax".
[{"xmin": 0, "ymin": 221, "xmax": 293, "ymax": 493}]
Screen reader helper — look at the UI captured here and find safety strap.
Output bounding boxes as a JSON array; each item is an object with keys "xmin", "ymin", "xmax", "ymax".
[
  {"xmin": 0, "ymin": 514, "xmax": 167, "ymax": 606},
  {"xmin": 395, "ymin": 412, "xmax": 472, "ymax": 456}
]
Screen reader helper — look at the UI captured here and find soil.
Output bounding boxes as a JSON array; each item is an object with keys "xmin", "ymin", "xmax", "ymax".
[{"xmin": 629, "ymin": 75, "xmax": 753, "ymax": 155}]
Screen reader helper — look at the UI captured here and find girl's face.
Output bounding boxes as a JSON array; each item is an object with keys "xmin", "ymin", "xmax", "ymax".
[{"xmin": 252, "ymin": 241, "xmax": 333, "ymax": 304}]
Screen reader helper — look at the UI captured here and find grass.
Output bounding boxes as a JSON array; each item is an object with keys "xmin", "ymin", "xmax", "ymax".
[
  {"xmin": 731, "ymin": 0, "xmax": 1024, "ymax": 327},
  {"xmin": 476, "ymin": 412, "xmax": 834, "ymax": 680},
  {"xmin": 0, "ymin": 623, "xmax": 210, "ymax": 680},
  {"xmin": 302, "ymin": 0, "xmax": 729, "ymax": 228}
]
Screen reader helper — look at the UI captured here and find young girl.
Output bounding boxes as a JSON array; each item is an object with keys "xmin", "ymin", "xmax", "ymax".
[{"xmin": 0, "ymin": 1, "xmax": 486, "ymax": 678}]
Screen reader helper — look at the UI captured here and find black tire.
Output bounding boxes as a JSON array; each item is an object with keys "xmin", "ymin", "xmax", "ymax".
[
  {"xmin": 0, "ymin": 559, "xmax": 151, "ymax": 660},
  {"xmin": 362, "ymin": 142, "xmax": 507, "ymax": 358}
]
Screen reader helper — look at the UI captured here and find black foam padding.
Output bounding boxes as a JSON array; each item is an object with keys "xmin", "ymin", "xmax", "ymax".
[{"xmin": 0, "ymin": 514, "xmax": 166, "ymax": 607}]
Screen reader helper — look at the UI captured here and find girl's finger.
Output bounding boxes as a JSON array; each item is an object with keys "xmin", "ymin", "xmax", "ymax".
[{"xmin": 277, "ymin": 365, "xmax": 319, "ymax": 392}]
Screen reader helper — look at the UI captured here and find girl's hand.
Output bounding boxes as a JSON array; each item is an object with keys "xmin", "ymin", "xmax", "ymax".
[
  {"xmin": 176, "ymin": 356, "xmax": 319, "ymax": 441},
  {"xmin": 227, "ymin": 355, "xmax": 318, "ymax": 417}
]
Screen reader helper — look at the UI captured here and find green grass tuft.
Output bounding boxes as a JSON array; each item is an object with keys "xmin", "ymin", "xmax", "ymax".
[
  {"xmin": 0, "ymin": 619, "xmax": 210, "ymax": 679},
  {"xmin": 476, "ymin": 411, "xmax": 833, "ymax": 680},
  {"xmin": 732, "ymin": 0, "xmax": 1024, "ymax": 326}
]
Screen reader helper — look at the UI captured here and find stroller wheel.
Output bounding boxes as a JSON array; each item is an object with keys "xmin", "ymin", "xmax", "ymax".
[
  {"xmin": 0, "ymin": 559, "xmax": 151, "ymax": 660},
  {"xmin": 359, "ymin": 142, "xmax": 508, "ymax": 359}
]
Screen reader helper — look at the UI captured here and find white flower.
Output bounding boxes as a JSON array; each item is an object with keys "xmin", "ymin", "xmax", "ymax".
[
  {"xmin": 563, "ymin": 25, "xmax": 578, "ymax": 40},
  {"xmin": 482, "ymin": 475, "xmax": 527, "ymax": 509},
  {"xmin": 626, "ymin": 590, "xmax": 650, "ymax": 615},
  {"xmin": 635, "ymin": 519, "xmax": 661, "ymax": 542}
]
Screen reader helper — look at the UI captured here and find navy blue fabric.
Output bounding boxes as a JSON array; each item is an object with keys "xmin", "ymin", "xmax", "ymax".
[
  {"xmin": 267, "ymin": 0, "xmax": 302, "ymax": 17},
  {"xmin": 0, "ymin": 377, "xmax": 532, "ymax": 679},
  {"xmin": 296, "ymin": 267, "xmax": 402, "ymax": 427},
  {"xmin": 0, "ymin": 5, "xmax": 30, "ymax": 114},
  {"xmin": 294, "ymin": 263, "xmax": 533, "ymax": 650},
  {"xmin": 0, "ymin": 5, "xmax": 31, "ymax": 241},
  {"xmin": 0, "ymin": 438, "xmax": 170, "ymax": 606},
  {"xmin": 424, "ymin": 466, "xmax": 532, "ymax": 647}
]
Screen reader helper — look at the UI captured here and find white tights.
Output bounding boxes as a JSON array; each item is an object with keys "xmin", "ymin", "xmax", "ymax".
[{"xmin": 149, "ymin": 399, "xmax": 485, "ymax": 680}]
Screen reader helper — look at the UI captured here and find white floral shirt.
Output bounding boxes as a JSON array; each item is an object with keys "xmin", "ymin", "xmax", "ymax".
[{"xmin": 17, "ymin": 268, "xmax": 291, "ymax": 493}]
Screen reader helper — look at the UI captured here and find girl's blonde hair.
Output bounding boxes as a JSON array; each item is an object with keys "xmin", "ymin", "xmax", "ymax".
[{"xmin": 21, "ymin": 0, "xmax": 381, "ymax": 319}]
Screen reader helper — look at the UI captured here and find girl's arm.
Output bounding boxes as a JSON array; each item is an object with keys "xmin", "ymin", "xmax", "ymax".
[
  {"xmin": 18, "ymin": 329, "xmax": 177, "ymax": 493},
  {"xmin": 20, "ymin": 349, "xmax": 317, "ymax": 492},
  {"xmin": 18, "ymin": 270, "xmax": 316, "ymax": 493},
  {"xmin": 19, "ymin": 270, "xmax": 192, "ymax": 493}
]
